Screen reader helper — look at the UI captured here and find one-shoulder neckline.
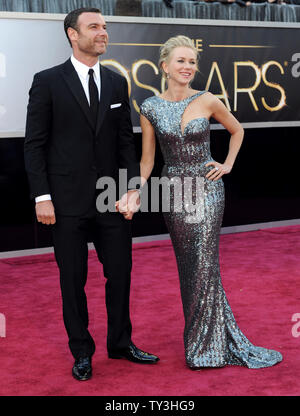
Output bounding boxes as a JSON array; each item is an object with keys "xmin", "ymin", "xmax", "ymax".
[{"xmin": 156, "ymin": 91, "xmax": 206, "ymax": 103}]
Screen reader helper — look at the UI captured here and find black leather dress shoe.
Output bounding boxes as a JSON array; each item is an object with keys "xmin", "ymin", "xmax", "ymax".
[
  {"xmin": 72, "ymin": 356, "xmax": 92, "ymax": 381},
  {"xmin": 108, "ymin": 342, "xmax": 159, "ymax": 364}
]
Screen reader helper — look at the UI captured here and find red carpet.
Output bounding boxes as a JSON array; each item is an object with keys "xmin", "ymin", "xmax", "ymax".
[{"xmin": 0, "ymin": 225, "xmax": 299, "ymax": 396}]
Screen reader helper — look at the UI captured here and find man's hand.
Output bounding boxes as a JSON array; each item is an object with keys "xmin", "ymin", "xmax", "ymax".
[
  {"xmin": 35, "ymin": 200, "xmax": 56, "ymax": 225},
  {"xmin": 115, "ymin": 190, "xmax": 141, "ymax": 220}
]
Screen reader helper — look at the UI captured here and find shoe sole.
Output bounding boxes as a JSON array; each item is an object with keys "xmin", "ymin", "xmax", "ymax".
[{"xmin": 108, "ymin": 354, "xmax": 159, "ymax": 363}]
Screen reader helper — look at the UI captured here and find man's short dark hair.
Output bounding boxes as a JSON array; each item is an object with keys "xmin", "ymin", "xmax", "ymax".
[{"xmin": 64, "ymin": 7, "xmax": 102, "ymax": 47}]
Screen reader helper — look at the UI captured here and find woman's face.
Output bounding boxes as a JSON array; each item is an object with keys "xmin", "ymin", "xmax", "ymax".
[{"xmin": 163, "ymin": 46, "xmax": 197, "ymax": 85}]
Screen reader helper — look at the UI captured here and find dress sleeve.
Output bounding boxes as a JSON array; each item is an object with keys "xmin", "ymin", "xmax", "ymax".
[{"xmin": 139, "ymin": 98, "xmax": 156, "ymax": 126}]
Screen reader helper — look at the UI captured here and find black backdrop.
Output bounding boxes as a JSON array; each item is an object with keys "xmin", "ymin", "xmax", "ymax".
[{"xmin": 1, "ymin": 125, "xmax": 299, "ymax": 252}]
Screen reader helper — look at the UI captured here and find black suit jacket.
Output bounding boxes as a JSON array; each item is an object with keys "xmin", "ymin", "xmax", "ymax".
[{"xmin": 24, "ymin": 59, "xmax": 140, "ymax": 216}]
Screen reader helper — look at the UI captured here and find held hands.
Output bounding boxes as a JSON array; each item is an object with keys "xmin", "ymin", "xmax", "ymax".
[
  {"xmin": 35, "ymin": 200, "xmax": 56, "ymax": 225},
  {"xmin": 205, "ymin": 161, "xmax": 232, "ymax": 181},
  {"xmin": 115, "ymin": 190, "xmax": 141, "ymax": 220}
]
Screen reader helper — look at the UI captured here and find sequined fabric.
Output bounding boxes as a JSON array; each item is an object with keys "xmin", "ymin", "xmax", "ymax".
[{"xmin": 140, "ymin": 92, "xmax": 282, "ymax": 368}]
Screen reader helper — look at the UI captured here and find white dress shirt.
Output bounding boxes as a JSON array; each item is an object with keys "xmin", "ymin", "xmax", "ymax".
[
  {"xmin": 70, "ymin": 54, "xmax": 101, "ymax": 103},
  {"xmin": 35, "ymin": 55, "xmax": 101, "ymax": 203}
]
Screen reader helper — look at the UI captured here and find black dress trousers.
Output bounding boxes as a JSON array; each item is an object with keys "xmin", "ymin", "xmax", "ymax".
[{"xmin": 52, "ymin": 206, "xmax": 133, "ymax": 359}]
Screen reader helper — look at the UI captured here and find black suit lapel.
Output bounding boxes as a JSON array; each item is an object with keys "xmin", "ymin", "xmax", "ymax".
[
  {"xmin": 96, "ymin": 64, "xmax": 113, "ymax": 136},
  {"xmin": 60, "ymin": 59, "xmax": 95, "ymax": 131}
]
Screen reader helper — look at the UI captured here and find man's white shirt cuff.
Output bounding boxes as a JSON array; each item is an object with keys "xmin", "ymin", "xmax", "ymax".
[{"xmin": 35, "ymin": 194, "xmax": 52, "ymax": 203}]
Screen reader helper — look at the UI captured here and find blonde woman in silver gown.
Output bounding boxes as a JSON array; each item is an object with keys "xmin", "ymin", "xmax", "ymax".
[{"xmin": 120, "ymin": 36, "xmax": 282, "ymax": 369}]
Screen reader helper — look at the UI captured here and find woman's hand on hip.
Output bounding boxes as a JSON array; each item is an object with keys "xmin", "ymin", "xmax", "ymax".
[{"xmin": 205, "ymin": 161, "xmax": 232, "ymax": 181}]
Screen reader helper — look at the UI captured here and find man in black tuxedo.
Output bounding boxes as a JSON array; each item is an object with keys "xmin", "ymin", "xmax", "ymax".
[{"xmin": 24, "ymin": 7, "xmax": 159, "ymax": 381}]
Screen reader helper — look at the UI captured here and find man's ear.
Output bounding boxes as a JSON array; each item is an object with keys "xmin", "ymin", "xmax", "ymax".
[{"xmin": 67, "ymin": 27, "xmax": 78, "ymax": 44}]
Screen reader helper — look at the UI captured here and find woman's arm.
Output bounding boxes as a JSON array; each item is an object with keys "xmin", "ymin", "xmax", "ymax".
[
  {"xmin": 140, "ymin": 114, "xmax": 156, "ymax": 186},
  {"xmin": 116, "ymin": 113, "xmax": 156, "ymax": 219},
  {"xmin": 205, "ymin": 93, "xmax": 244, "ymax": 181}
]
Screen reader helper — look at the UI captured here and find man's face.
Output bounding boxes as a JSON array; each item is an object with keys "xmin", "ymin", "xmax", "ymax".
[{"xmin": 70, "ymin": 12, "xmax": 109, "ymax": 57}]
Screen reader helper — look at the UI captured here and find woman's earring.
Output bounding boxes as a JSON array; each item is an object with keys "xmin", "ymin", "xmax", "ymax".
[{"xmin": 166, "ymin": 73, "xmax": 170, "ymax": 79}]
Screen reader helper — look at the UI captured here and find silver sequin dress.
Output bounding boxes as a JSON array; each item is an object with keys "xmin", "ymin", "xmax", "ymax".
[{"xmin": 140, "ymin": 91, "xmax": 282, "ymax": 369}]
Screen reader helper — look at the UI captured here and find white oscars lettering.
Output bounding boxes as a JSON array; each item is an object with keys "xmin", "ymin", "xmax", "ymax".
[
  {"xmin": 0, "ymin": 313, "xmax": 6, "ymax": 338},
  {"xmin": 0, "ymin": 52, "xmax": 7, "ymax": 117},
  {"xmin": 291, "ymin": 313, "xmax": 300, "ymax": 338}
]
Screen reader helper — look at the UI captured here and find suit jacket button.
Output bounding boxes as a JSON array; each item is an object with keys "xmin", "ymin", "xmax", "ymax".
[{"xmin": 91, "ymin": 165, "xmax": 97, "ymax": 171}]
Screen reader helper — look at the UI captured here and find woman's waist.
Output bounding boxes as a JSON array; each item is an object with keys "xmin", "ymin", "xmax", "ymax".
[{"xmin": 162, "ymin": 160, "xmax": 214, "ymax": 176}]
